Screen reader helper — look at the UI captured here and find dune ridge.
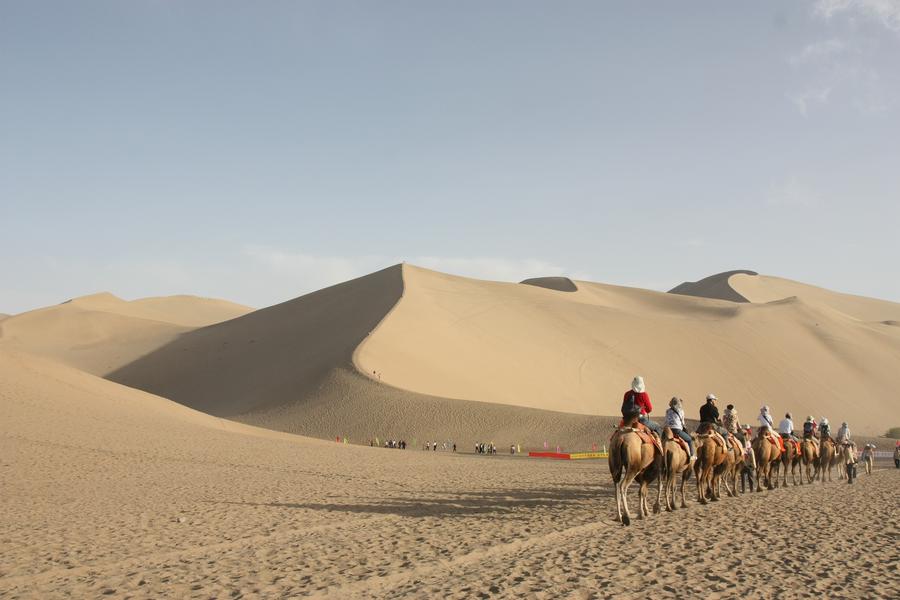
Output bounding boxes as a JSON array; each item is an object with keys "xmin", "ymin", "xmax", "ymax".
[
  {"xmin": 668, "ymin": 269, "xmax": 758, "ymax": 302},
  {"xmin": 105, "ymin": 264, "xmax": 900, "ymax": 437},
  {"xmin": 0, "ymin": 292, "xmax": 251, "ymax": 376}
]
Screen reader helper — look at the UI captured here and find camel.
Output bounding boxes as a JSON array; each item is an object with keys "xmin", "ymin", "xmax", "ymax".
[
  {"xmin": 752, "ymin": 428, "xmax": 782, "ymax": 491},
  {"xmin": 609, "ymin": 421, "xmax": 662, "ymax": 526},
  {"xmin": 693, "ymin": 426, "xmax": 727, "ymax": 504},
  {"xmin": 779, "ymin": 436, "xmax": 802, "ymax": 487},
  {"xmin": 658, "ymin": 426, "xmax": 692, "ymax": 511},
  {"xmin": 800, "ymin": 437, "xmax": 819, "ymax": 483},
  {"xmin": 818, "ymin": 438, "xmax": 836, "ymax": 483},
  {"xmin": 714, "ymin": 433, "xmax": 743, "ymax": 497}
]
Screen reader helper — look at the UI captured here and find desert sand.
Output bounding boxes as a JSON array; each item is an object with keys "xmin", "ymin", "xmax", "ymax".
[
  {"xmin": 2, "ymin": 267, "xmax": 899, "ymax": 598},
  {"xmin": 2, "ymin": 346, "xmax": 898, "ymax": 599}
]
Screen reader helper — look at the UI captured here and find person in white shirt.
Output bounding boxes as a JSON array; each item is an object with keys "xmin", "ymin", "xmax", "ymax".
[
  {"xmin": 835, "ymin": 422, "xmax": 851, "ymax": 445},
  {"xmin": 664, "ymin": 397, "xmax": 695, "ymax": 458},
  {"xmin": 757, "ymin": 406, "xmax": 774, "ymax": 434},
  {"xmin": 778, "ymin": 412, "xmax": 798, "ymax": 443}
]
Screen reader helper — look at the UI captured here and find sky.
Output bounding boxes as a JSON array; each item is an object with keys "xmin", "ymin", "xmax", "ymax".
[{"xmin": 2, "ymin": 0, "xmax": 899, "ymax": 313}]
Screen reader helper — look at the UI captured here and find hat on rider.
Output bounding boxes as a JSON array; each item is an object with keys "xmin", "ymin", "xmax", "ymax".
[
  {"xmin": 706, "ymin": 393, "xmax": 717, "ymax": 402},
  {"xmin": 841, "ymin": 422, "xmax": 847, "ymax": 427},
  {"xmin": 806, "ymin": 415, "xmax": 814, "ymax": 422},
  {"xmin": 761, "ymin": 405, "xmax": 769, "ymax": 413},
  {"xmin": 821, "ymin": 417, "xmax": 829, "ymax": 425},
  {"xmin": 786, "ymin": 412, "xmax": 791, "ymax": 419},
  {"xmin": 631, "ymin": 376, "xmax": 645, "ymax": 393}
]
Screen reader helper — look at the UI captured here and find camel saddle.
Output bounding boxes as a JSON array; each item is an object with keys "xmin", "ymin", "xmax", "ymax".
[
  {"xmin": 765, "ymin": 432, "xmax": 784, "ymax": 452},
  {"xmin": 618, "ymin": 422, "xmax": 663, "ymax": 455},
  {"xmin": 672, "ymin": 435, "xmax": 690, "ymax": 456},
  {"xmin": 790, "ymin": 439, "xmax": 801, "ymax": 455}
]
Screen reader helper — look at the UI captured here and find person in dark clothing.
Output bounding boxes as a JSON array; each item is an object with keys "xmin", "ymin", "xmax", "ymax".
[{"xmin": 698, "ymin": 393, "xmax": 731, "ymax": 444}]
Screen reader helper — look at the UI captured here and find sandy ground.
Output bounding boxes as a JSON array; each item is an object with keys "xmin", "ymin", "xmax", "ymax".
[{"xmin": 2, "ymin": 350, "xmax": 898, "ymax": 599}]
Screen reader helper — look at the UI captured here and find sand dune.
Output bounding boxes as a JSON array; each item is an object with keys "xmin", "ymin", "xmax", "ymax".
[
  {"xmin": 0, "ymin": 292, "xmax": 250, "ymax": 376},
  {"xmin": 104, "ymin": 264, "xmax": 900, "ymax": 437},
  {"xmin": 669, "ymin": 269, "xmax": 758, "ymax": 302},
  {"xmin": 2, "ymin": 345, "xmax": 897, "ymax": 598},
  {"xmin": 520, "ymin": 276, "xmax": 578, "ymax": 292}
]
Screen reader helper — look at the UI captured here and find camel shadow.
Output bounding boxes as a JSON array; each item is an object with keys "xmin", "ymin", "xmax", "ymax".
[{"xmin": 210, "ymin": 484, "xmax": 613, "ymax": 518}]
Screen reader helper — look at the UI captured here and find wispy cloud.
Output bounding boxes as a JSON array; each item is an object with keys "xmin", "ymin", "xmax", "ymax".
[
  {"xmin": 814, "ymin": 0, "xmax": 900, "ymax": 32},
  {"xmin": 786, "ymin": 87, "xmax": 832, "ymax": 116},
  {"xmin": 788, "ymin": 39, "xmax": 849, "ymax": 66},
  {"xmin": 766, "ymin": 176, "xmax": 821, "ymax": 207}
]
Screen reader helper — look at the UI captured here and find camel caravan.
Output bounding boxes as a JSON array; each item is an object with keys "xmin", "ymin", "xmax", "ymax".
[{"xmin": 609, "ymin": 376, "xmax": 868, "ymax": 526}]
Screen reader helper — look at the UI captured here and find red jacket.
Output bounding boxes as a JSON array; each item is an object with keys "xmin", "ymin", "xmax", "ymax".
[{"xmin": 624, "ymin": 390, "xmax": 652, "ymax": 416}]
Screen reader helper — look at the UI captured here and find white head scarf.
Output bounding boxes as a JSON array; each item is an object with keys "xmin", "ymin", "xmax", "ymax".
[{"xmin": 631, "ymin": 376, "xmax": 645, "ymax": 393}]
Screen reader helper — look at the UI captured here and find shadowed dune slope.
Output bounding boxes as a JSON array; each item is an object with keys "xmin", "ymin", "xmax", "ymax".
[
  {"xmin": 107, "ymin": 265, "xmax": 405, "ymax": 417},
  {"xmin": 668, "ymin": 270, "xmax": 757, "ymax": 302},
  {"xmin": 109, "ymin": 264, "xmax": 900, "ymax": 436},
  {"xmin": 0, "ymin": 293, "xmax": 251, "ymax": 376},
  {"xmin": 520, "ymin": 277, "xmax": 578, "ymax": 292}
]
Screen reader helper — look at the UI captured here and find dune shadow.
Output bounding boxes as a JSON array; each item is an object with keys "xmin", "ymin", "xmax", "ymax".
[{"xmin": 210, "ymin": 484, "xmax": 614, "ymax": 518}]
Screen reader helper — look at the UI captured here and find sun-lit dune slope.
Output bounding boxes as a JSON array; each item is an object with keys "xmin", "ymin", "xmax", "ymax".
[
  {"xmin": 668, "ymin": 270, "xmax": 758, "ymax": 303},
  {"xmin": 728, "ymin": 273, "xmax": 900, "ymax": 323},
  {"xmin": 110, "ymin": 264, "xmax": 900, "ymax": 436},
  {"xmin": 670, "ymin": 270, "xmax": 900, "ymax": 324},
  {"xmin": 0, "ymin": 292, "xmax": 251, "ymax": 376}
]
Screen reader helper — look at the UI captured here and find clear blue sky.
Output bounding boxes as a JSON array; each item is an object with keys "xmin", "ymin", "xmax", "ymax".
[{"xmin": 3, "ymin": 1, "xmax": 899, "ymax": 313}]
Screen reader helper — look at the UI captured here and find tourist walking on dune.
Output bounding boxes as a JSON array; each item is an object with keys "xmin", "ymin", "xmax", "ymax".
[{"xmin": 622, "ymin": 376, "xmax": 661, "ymax": 435}]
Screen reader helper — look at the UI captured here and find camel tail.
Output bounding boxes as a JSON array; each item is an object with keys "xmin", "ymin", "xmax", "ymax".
[
  {"xmin": 618, "ymin": 442, "xmax": 629, "ymax": 481},
  {"xmin": 665, "ymin": 448, "xmax": 674, "ymax": 480}
]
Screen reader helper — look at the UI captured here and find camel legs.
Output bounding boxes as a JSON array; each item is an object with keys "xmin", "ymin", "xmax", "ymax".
[
  {"xmin": 618, "ymin": 471, "xmax": 638, "ymax": 526},
  {"xmin": 679, "ymin": 472, "xmax": 688, "ymax": 508}
]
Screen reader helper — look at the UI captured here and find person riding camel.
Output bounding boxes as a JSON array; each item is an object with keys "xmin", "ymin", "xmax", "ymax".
[
  {"xmin": 621, "ymin": 376, "xmax": 662, "ymax": 437},
  {"xmin": 757, "ymin": 405, "xmax": 783, "ymax": 451},
  {"xmin": 819, "ymin": 417, "xmax": 832, "ymax": 442},
  {"xmin": 778, "ymin": 412, "xmax": 799, "ymax": 444},
  {"xmin": 722, "ymin": 403, "xmax": 745, "ymax": 445},
  {"xmin": 664, "ymin": 397, "xmax": 695, "ymax": 458},
  {"xmin": 835, "ymin": 422, "xmax": 851, "ymax": 446},
  {"xmin": 698, "ymin": 394, "xmax": 732, "ymax": 449},
  {"xmin": 802, "ymin": 415, "xmax": 820, "ymax": 450}
]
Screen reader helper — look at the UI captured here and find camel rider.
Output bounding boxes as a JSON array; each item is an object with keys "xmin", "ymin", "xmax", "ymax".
[
  {"xmin": 622, "ymin": 376, "xmax": 662, "ymax": 436},
  {"xmin": 698, "ymin": 394, "xmax": 732, "ymax": 448},
  {"xmin": 802, "ymin": 415, "xmax": 820, "ymax": 450},
  {"xmin": 802, "ymin": 415, "xmax": 817, "ymax": 438},
  {"xmin": 835, "ymin": 422, "xmax": 851, "ymax": 446},
  {"xmin": 664, "ymin": 397, "xmax": 695, "ymax": 458},
  {"xmin": 757, "ymin": 406, "xmax": 774, "ymax": 433},
  {"xmin": 819, "ymin": 417, "xmax": 832, "ymax": 442},
  {"xmin": 722, "ymin": 403, "xmax": 746, "ymax": 445},
  {"xmin": 778, "ymin": 413, "xmax": 799, "ymax": 443}
]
